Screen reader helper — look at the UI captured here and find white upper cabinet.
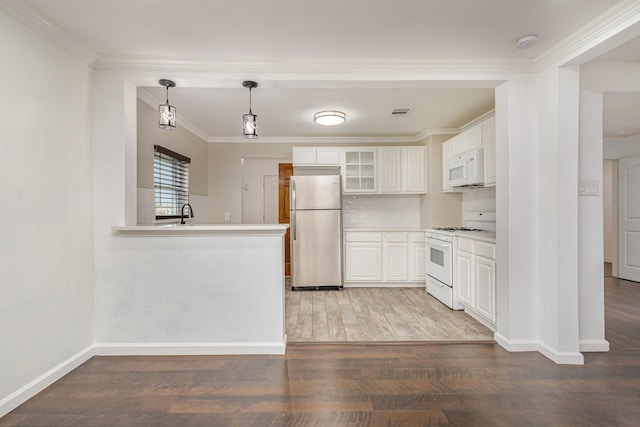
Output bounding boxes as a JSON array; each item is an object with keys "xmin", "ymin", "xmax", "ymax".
[
  {"xmin": 482, "ymin": 116, "xmax": 496, "ymax": 187},
  {"xmin": 442, "ymin": 139, "xmax": 454, "ymax": 192},
  {"xmin": 403, "ymin": 146, "xmax": 426, "ymax": 193},
  {"xmin": 295, "ymin": 146, "xmax": 426, "ymax": 195},
  {"xmin": 292, "ymin": 147, "xmax": 340, "ymax": 166},
  {"xmin": 342, "ymin": 148, "xmax": 378, "ymax": 193},
  {"xmin": 442, "ymin": 113, "xmax": 496, "ymax": 192},
  {"xmin": 379, "ymin": 146, "xmax": 426, "ymax": 194},
  {"xmin": 378, "ymin": 148, "xmax": 403, "ymax": 193},
  {"xmin": 450, "ymin": 123, "xmax": 483, "ymax": 157}
]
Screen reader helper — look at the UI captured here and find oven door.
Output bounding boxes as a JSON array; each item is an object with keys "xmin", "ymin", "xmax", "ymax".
[{"xmin": 425, "ymin": 237, "xmax": 453, "ymax": 286}]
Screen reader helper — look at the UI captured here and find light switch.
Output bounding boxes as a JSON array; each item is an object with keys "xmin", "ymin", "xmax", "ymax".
[
  {"xmin": 578, "ymin": 180, "xmax": 599, "ymax": 196},
  {"xmin": 224, "ymin": 212, "xmax": 230, "ymax": 221}
]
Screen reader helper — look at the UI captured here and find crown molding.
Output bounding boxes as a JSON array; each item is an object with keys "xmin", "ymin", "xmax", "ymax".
[
  {"xmin": 207, "ymin": 136, "xmax": 420, "ymax": 144},
  {"xmin": 95, "ymin": 55, "xmax": 537, "ymax": 75},
  {"xmin": 415, "ymin": 128, "xmax": 460, "ymax": 140},
  {"xmin": 206, "ymin": 132, "xmax": 460, "ymax": 144},
  {"xmin": 137, "ymin": 88, "xmax": 209, "ymax": 142},
  {"xmin": 0, "ymin": 0, "xmax": 97, "ymax": 66},
  {"xmin": 460, "ymin": 109, "xmax": 495, "ymax": 131},
  {"xmin": 535, "ymin": 0, "xmax": 640, "ymax": 69}
]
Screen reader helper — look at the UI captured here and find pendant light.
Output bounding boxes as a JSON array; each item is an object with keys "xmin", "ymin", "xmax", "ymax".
[
  {"xmin": 242, "ymin": 80, "xmax": 258, "ymax": 139},
  {"xmin": 158, "ymin": 79, "xmax": 176, "ymax": 130}
]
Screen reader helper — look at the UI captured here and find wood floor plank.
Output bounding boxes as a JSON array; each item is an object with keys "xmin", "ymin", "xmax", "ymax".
[
  {"xmin": 4, "ymin": 265, "xmax": 639, "ymax": 426},
  {"xmin": 287, "ymin": 287, "xmax": 494, "ymax": 342}
]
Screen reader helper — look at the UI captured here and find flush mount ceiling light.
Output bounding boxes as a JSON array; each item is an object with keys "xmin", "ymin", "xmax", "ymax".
[
  {"xmin": 158, "ymin": 79, "xmax": 176, "ymax": 130},
  {"xmin": 515, "ymin": 33, "xmax": 539, "ymax": 50},
  {"xmin": 314, "ymin": 110, "xmax": 346, "ymax": 126},
  {"xmin": 242, "ymin": 80, "xmax": 258, "ymax": 139}
]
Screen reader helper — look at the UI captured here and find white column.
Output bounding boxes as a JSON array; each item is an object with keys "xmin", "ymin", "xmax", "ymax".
[
  {"xmin": 494, "ymin": 75, "xmax": 540, "ymax": 351},
  {"xmin": 536, "ymin": 65, "xmax": 584, "ymax": 364},
  {"xmin": 578, "ymin": 90, "xmax": 609, "ymax": 352}
]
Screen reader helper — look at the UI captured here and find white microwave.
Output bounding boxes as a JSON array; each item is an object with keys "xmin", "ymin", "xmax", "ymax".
[{"xmin": 447, "ymin": 147, "xmax": 484, "ymax": 188}]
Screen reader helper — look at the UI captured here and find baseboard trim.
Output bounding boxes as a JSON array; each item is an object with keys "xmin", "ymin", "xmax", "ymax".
[
  {"xmin": 494, "ymin": 333, "xmax": 584, "ymax": 364},
  {"xmin": 538, "ymin": 341, "xmax": 584, "ymax": 365},
  {"xmin": 493, "ymin": 333, "xmax": 539, "ymax": 352},
  {"xmin": 343, "ymin": 282, "xmax": 424, "ymax": 288},
  {"xmin": 579, "ymin": 339, "xmax": 610, "ymax": 352},
  {"xmin": 0, "ymin": 345, "xmax": 95, "ymax": 418},
  {"xmin": 94, "ymin": 341, "xmax": 287, "ymax": 356}
]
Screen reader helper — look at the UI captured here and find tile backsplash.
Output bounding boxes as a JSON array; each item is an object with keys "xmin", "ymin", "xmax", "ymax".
[{"xmin": 342, "ymin": 195, "xmax": 421, "ymax": 229}]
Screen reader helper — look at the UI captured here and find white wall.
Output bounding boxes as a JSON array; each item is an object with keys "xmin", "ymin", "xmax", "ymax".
[
  {"xmin": 208, "ymin": 143, "xmax": 295, "ymax": 224},
  {"xmin": 0, "ymin": 9, "xmax": 95, "ymax": 413},
  {"xmin": 136, "ymin": 99, "xmax": 209, "ymax": 224},
  {"xmin": 462, "ymin": 186, "xmax": 496, "ymax": 215},
  {"xmin": 242, "ymin": 157, "xmax": 288, "ymax": 224},
  {"xmin": 493, "ymin": 76, "xmax": 540, "ymax": 355},
  {"xmin": 420, "ymin": 135, "xmax": 463, "ymax": 228},
  {"xmin": 136, "ymin": 99, "xmax": 209, "ymax": 195},
  {"xmin": 604, "ymin": 135, "xmax": 640, "ymax": 159}
]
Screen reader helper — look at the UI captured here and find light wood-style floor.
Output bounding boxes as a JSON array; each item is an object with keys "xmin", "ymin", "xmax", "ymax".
[{"xmin": 285, "ymin": 287, "xmax": 494, "ymax": 342}]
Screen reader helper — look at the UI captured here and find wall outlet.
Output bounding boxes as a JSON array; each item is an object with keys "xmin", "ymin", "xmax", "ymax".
[{"xmin": 224, "ymin": 212, "xmax": 230, "ymax": 221}]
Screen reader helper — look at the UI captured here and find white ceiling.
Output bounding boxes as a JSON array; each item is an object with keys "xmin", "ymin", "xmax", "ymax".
[{"xmin": 20, "ymin": 0, "xmax": 637, "ymax": 140}]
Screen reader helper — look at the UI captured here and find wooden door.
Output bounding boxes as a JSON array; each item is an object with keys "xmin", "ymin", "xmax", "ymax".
[{"xmin": 279, "ymin": 163, "xmax": 293, "ymax": 276}]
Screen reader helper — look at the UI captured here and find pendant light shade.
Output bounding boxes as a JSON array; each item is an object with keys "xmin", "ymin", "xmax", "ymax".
[
  {"xmin": 242, "ymin": 80, "xmax": 258, "ymax": 139},
  {"xmin": 158, "ymin": 79, "xmax": 176, "ymax": 130},
  {"xmin": 314, "ymin": 110, "xmax": 346, "ymax": 126}
]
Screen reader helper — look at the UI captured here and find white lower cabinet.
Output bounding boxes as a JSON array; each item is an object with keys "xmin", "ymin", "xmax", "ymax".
[
  {"xmin": 344, "ymin": 231, "xmax": 425, "ymax": 285},
  {"xmin": 383, "ymin": 232, "xmax": 408, "ymax": 281},
  {"xmin": 409, "ymin": 232, "xmax": 426, "ymax": 282},
  {"xmin": 456, "ymin": 237, "xmax": 496, "ymax": 327},
  {"xmin": 475, "ymin": 255, "xmax": 496, "ymax": 322},
  {"xmin": 344, "ymin": 232, "xmax": 383, "ymax": 282},
  {"xmin": 456, "ymin": 250, "xmax": 473, "ymax": 306}
]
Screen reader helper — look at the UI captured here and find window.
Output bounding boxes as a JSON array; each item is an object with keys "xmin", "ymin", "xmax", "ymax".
[{"xmin": 154, "ymin": 145, "xmax": 190, "ymax": 219}]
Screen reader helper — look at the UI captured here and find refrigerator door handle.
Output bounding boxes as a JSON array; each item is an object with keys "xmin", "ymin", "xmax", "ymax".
[{"xmin": 291, "ymin": 180, "xmax": 296, "ymax": 240}]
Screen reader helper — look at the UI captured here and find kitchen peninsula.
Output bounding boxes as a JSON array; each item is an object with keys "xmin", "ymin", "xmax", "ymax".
[{"xmin": 104, "ymin": 224, "xmax": 289, "ymax": 355}]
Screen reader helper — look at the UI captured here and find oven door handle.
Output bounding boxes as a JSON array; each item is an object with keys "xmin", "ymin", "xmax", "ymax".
[{"xmin": 425, "ymin": 238, "xmax": 452, "ymax": 250}]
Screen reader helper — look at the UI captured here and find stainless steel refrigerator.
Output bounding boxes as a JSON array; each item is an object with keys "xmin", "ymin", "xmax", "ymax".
[{"xmin": 290, "ymin": 175, "xmax": 343, "ymax": 291}]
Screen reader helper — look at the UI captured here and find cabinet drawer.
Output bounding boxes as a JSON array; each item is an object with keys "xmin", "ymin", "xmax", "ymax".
[
  {"xmin": 474, "ymin": 241, "xmax": 496, "ymax": 259},
  {"xmin": 384, "ymin": 232, "xmax": 409, "ymax": 243},
  {"xmin": 457, "ymin": 238, "xmax": 474, "ymax": 253},
  {"xmin": 410, "ymin": 232, "xmax": 425, "ymax": 243},
  {"xmin": 345, "ymin": 232, "xmax": 383, "ymax": 242}
]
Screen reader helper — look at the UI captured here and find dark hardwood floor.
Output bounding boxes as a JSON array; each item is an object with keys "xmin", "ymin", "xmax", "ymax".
[{"xmin": 2, "ymin": 267, "xmax": 639, "ymax": 426}]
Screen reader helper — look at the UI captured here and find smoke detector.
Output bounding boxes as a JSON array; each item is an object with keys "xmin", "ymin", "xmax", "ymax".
[{"xmin": 515, "ymin": 33, "xmax": 538, "ymax": 49}]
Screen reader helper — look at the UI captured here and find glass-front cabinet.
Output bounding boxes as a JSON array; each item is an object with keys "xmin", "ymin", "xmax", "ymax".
[{"xmin": 342, "ymin": 149, "xmax": 377, "ymax": 193}]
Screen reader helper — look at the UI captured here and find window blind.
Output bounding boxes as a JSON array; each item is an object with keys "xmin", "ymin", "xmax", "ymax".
[{"xmin": 154, "ymin": 145, "xmax": 190, "ymax": 218}]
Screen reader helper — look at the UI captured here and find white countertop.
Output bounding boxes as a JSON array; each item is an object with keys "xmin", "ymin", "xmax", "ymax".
[
  {"xmin": 454, "ymin": 231, "xmax": 496, "ymax": 243},
  {"xmin": 344, "ymin": 228, "xmax": 424, "ymax": 232},
  {"xmin": 112, "ymin": 224, "xmax": 288, "ymax": 236}
]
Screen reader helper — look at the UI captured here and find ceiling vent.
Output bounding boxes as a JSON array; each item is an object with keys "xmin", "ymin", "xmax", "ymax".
[{"xmin": 391, "ymin": 108, "xmax": 412, "ymax": 116}]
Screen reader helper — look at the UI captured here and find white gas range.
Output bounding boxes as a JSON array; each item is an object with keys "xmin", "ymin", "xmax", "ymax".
[{"xmin": 425, "ymin": 212, "xmax": 496, "ymax": 309}]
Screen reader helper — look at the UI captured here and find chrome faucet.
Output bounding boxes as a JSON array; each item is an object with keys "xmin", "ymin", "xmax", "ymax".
[{"xmin": 180, "ymin": 203, "xmax": 194, "ymax": 224}]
